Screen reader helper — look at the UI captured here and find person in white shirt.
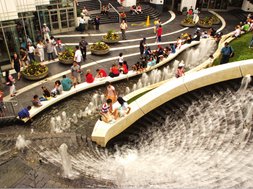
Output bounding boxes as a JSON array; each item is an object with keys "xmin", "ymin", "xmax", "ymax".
[
  {"xmin": 36, "ymin": 40, "xmax": 45, "ymax": 62},
  {"xmin": 233, "ymin": 25, "xmax": 241, "ymax": 38},
  {"xmin": 27, "ymin": 42, "xmax": 36, "ymax": 62},
  {"xmin": 79, "ymin": 17, "xmax": 85, "ymax": 33},
  {"xmin": 74, "ymin": 46, "xmax": 82, "ymax": 65},
  {"xmin": 120, "ymin": 20, "xmax": 128, "ymax": 40},
  {"xmin": 42, "ymin": 23, "xmax": 50, "ymax": 41}
]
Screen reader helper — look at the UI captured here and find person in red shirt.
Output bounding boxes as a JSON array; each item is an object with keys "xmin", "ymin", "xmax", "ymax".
[
  {"xmin": 156, "ymin": 25, "xmax": 163, "ymax": 42},
  {"xmin": 95, "ymin": 69, "xmax": 107, "ymax": 78},
  {"xmin": 122, "ymin": 61, "xmax": 128, "ymax": 74},
  {"xmin": 85, "ymin": 69, "xmax": 94, "ymax": 83},
  {"xmin": 109, "ymin": 64, "xmax": 120, "ymax": 77}
]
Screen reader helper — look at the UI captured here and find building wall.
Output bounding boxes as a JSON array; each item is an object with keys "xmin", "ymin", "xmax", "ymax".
[
  {"xmin": 150, "ymin": 0, "xmax": 164, "ymax": 12},
  {"xmin": 0, "ymin": 0, "xmax": 18, "ymax": 21},
  {"xmin": 180, "ymin": 0, "xmax": 197, "ymax": 11},
  {"xmin": 242, "ymin": 0, "xmax": 253, "ymax": 12}
]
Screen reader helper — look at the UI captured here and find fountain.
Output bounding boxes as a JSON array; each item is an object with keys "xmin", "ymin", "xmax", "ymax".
[
  {"xmin": 35, "ymin": 75, "xmax": 253, "ymax": 188},
  {"xmin": 15, "ymin": 135, "xmax": 31, "ymax": 151}
]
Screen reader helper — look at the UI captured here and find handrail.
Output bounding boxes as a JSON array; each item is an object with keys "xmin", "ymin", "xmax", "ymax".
[
  {"xmin": 108, "ymin": 3, "xmax": 120, "ymax": 23},
  {"xmin": 97, "ymin": 0, "xmax": 102, "ymax": 11}
]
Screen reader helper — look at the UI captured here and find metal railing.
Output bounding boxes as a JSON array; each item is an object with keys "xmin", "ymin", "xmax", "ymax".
[
  {"xmin": 97, "ymin": 0, "xmax": 102, "ymax": 11},
  {"xmin": 108, "ymin": 3, "xmax": 120, "ymax": 23},
  {"xmin": 0, "ymin": 101, "xmax": 18, "ymax": 119}
]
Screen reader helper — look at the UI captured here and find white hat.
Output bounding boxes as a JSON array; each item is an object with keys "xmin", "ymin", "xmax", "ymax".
[
  {"xmin": 178, "ymin": 63, "xmax": 185, "ymax": 67},
  {"xmin": 43, "ymin": 23, "xmax": 47, "ymax": 26},
  {"xmin": 197, "ymin": 27, "xmax": 200, "ymax": 30}
]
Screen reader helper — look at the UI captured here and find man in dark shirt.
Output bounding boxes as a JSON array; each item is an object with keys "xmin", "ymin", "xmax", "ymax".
[
  {"xmin": 18, "ymin": 106, "xmax": 31, "ymax": 119},
  {"xmin": 220, "ymin": 42, "xmax": 234, "ymax": 64},
  {"xmin": 139, "ymin": 38, "xmax": 146, "ymax": 57},
  {"xmin": 79, "ymin": 37, "xmax": 88, "ymax": 60}
]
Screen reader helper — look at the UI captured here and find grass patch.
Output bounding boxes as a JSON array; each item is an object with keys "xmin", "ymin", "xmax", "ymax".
[
  {"xmin": 213, "ymin": 32, "xmax": 253, "ymax": 66},
  {"xmin": 127, "ymin": 89, "xmax": 152, "ymax": 104}
]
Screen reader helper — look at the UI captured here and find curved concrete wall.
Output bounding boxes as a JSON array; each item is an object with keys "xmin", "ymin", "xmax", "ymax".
[
  {"xmin": 26, "ymin": 41, "xmax": 200, "ymax": 120},
  {"xmin": 91, "ymin": 59, "xmax": 253, "ymax": 147}
]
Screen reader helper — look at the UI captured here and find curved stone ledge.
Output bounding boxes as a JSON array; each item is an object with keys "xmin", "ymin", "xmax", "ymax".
[
  {"xmin": 24, "ymin": 41, "xmax": 200, "ymax": 122},
  {"xmin": 91, "ymin": 59, "xmax": 253, "ymax": 147}
]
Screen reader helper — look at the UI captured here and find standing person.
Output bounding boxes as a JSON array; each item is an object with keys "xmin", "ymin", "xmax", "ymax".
[
  {"xmin": 42, "ymin": 23, "xmax": 50, "ymax": 41},
  {"xmin": 117, "ymin": 52, "xmax": 124, "ymax": 66},
  {"xmin": 56, "ymin": 38, "xmax": 63, "ymax": 52},
  {"xmin": 45, "ymin": 39, "xmax": 54, "ymax": 61},
  {"xmin": 74, "ymin": 46, "xmax": 82, "ymax": 65},
  {"xmin": 0, "ymin": 90, "xmax": 4, "ymax": 115},
  {"xmin": 139, "ymin": 37, "xmax": 146, "ymax": 57},
  {"xmin": 94, "ymin": 16, "xmax": 100, "ymax": 30},
  {"xmin": 220, "ymin": 42, "xmax": 234, "ymax": 64},
  {"xmin": 50, "ymin": 36, "xmax": 58, "ymax": 57},
  {"xmin": 105, "ymin": 81, "xmax": 117, "ymax": 103},
  {"xmin": 18, "ymin": 106, "xmax": 31, "ymax": 119},
  {"xmin": 36, "ymin": 40, "xmax": 45, "ymax": 62},
  {"xmin": 193, "ymin": 8, "xmax": 199, "ymax": 23},
  {"xmin": 20, "ymin": 47, "xmax": 29, "ymax": 67},
  {"xmin": 61, "ymin": 75, "xmax": 72, "ymax": 91},
  {"xmin": 79, "ymin": 16, "xmax": 85, "ymax": 33},
  {"xmin": 71, "ymin": 61, "xmax": 82, "ymax": 88},
  {"xmin": 120, "ymin": 20, "xmax": 128, "ymax": 40},
  {"xmin": 8, "ymin": 74, "xmax": 16, "ymax": 97},
  {"xmin": 11, "ymin": 52, "xmax": 22, "ymax": 80},
  {"xmin": 156, "ymin": 25, "xmax": 163, "ymax": 43},
  {"xmin": 27, "ymin": 42, "xmax": 36, "ymax": 62},
  {"xmin": 79, "ymin": 37, "xmax": 88, "ymax": 60}
]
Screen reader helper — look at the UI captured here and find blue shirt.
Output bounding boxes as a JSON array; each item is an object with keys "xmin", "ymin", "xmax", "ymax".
[
  {"xmin": 18, "ymin": 108, "xmax": 30, "ymax": 119},
  {"xmin": 61, "ymin": 77, "xmax": 72, "ymax": 91},
  {"xmin": 221, "ymin": 46, "xmax": 233, "ymax": 56}
]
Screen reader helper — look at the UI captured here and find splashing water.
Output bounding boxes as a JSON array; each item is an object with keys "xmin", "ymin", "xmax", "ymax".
[
  {"xmin": 36, "ymin": 76, "xmax": 253, "ymax": 188},
  {"xmin": 15, "ymin": 135, "xmax": 31, "ymax": 150}
]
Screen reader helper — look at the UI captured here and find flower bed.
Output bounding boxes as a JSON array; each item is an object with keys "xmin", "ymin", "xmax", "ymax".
[
  {"xmin": 181, "ymin": 16, "xmax": 196, "ymax": 27},
  {"xmin": 90, "ymin": 41, "xmax": 110, "ymax": 55},
  {"xmin": 198, "ymin": 16, "xmax": 213, "ymax": 28},
  {"xmin": 22, "ymin": 62, "xmax": 48, "ymax": 80},
  {"xmin": 59, "ymin": 47, "xmax": 74, "ymax": 64},
  {"xmin": 102, "ymin": 30, "xmax": 120, "ymax": 44}
]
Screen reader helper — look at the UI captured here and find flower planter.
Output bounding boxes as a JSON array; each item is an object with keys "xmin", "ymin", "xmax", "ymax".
[
  {"xmin": 90, "ymin": 48, "xmax": 110, "ymax": 55},
  {"xmin": 197, "ymin": 22, "xmax": 213, "ymax": 28},
  {"xmin": 59, "ymin": 58, "xmax": 74, "ymax": 65},
  {"xmin": 102, "ymin": 37, "xmax": 120, "ymax": 44},
  {"xmin": 212, "ymin": 19, "xmax": 220, "ymax": 25},
  {"xmin": 180, "ymin": 21, "xmax": 196, "ymax": 27},
  {"xmin": 22, "ymin": 68, "xmax": 49, "ymax": 81}
]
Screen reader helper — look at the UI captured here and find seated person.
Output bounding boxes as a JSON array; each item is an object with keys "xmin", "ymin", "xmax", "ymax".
[
  {"xmin": 242, "ymin": 22, "xmax": 250, "ymax": 32},
  {"xmin": 109, "ymin": 64, "xmax": 120, "ymax": 77},
  {"xmin": 51, "ymin": 80, "xmax": 62, "ymax": 97},
  {"xmin": 61, "ymin": 75, "xmax": 72, "ymax": 91},
  {"xmin": 130, "ymin": 5, "xmax": 137, "ymax": 15},
  {"xmin": 144, "ymin": 46, "xmax": 152, "ymax": 58},
  {"xmin": 232, "ymin": 25, "xmax": 241, "ymax": 38},
  {"xmin": 136, "ymin": 5, "xmax": 142, "ymax": 14},
  {"xmin": 122, "ymin": 61, "xmax": 129, "ymax": 74},
  {"xmin": 147, "ymin": 56, "xmax": 157, "ymax": 67},
  {"xmin": 193, "ymin": 30, "xmax": 201, "ymax": 41},
  {"xmin": 41, "ymin": 86, "xmax": 51, "ymax": 101},
  {"xmin": 175, "ymin": 63, "xmax": 185, "ymax": 78},
  {"xmin": 185, "ymin": 34, "xmax": 192, "ymax": 44},
  {"xmin": 164, "ymin": 46, "xmax": 171, "ymax": 57},
  {"xmin": 208, "ymin": 27, "xmax": 216, "ymax": 37},
  {"xmin": 32, "ymin": 95, "xmax": 42, "ymax": 107},
  {"xmin": 175, "ymin": 37, "xmax": 182, "ymax": 49},
  {"xmin": 18, "ymin": 106, "xmax": 31, "ymax": 119},
  {"xmin": 132, "ymin": 61, "xmax": 142, "ymax": 72},
  {"xmin": 85, "ymin": 69, "xmax": 94, "ymax": 83},
  {"xmin": 95, "ymin": 69, "xmax": 107, "ymax": 78},
  {"xmin": 170, "ymin": 43, "xmax": 176, "ymax": 53},
  {"xmin": 117, "ymin": 97, "xmax": 131, "ymax": 117},
  {"xmin": 100, "ymin": 98, "xmax": 118, "ymax": 123}
]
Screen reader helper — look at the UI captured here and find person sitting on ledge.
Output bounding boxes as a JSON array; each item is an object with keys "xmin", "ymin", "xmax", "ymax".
[
  {"xmin": 61, "ymin": 75, "xmax": 72, "ymax": 91},
  {"xmin": 130, "ymin": 5, "xmax": 137, "ymax": 15},
  {"xmin": 109, "ymin": 64, "xmax": 120, "ymax": 78},
  {"xmin": 122, "ymin": 61, "xmax": 129, "ymax": 74},
  {"xmin": 175, "ymin": 63, "xmax": 185, "ymax": 78},
  {"xmin": 147, "ymin": 56, "xmax": 157, "ymax": 68},
  {"xmin": 85, "ymin": 69, "xmax": 94, "ymax": 83},
  {"xmin": 18, "ymin": 106, "xmax": 31, "ymax": 119},
  {"xmin": 100, "ymin": 98, "xmax": 118, "ymax": 123},
  {"xmin": 136, "ymin": 4, "xmax": 142, "ymax": 14},
  {"xmin": 51, "ymin": 80, "xmax": 62, "ymax": 97},
  {"xmin": 95, "ymin": 69, "xmax": 107, "ymax": 78},
  {"xmin": 32, "ymin": 95, "xmax": 42, "ymax": 107},
  {"xmin": 117, "ymin": 97, "xmax": 131, "ymax": 117},
  {"xmin": 41, "ymin": 86, "xmax": 51, "ymax": 100}
]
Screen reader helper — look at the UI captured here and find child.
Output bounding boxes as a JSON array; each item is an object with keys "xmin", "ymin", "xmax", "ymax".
[
  {"xmin": 56, "ymin": 38, "xmax": 63, "ymax": 52},
  {"xmin": 100, "ymin": 98, "xmax": 118, "ymax": 123}
]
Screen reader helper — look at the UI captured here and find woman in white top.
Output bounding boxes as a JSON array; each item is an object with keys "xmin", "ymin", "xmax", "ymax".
[{"xmin": 36, "ymin": 40, "xmax": 45, "ymax": 62}]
